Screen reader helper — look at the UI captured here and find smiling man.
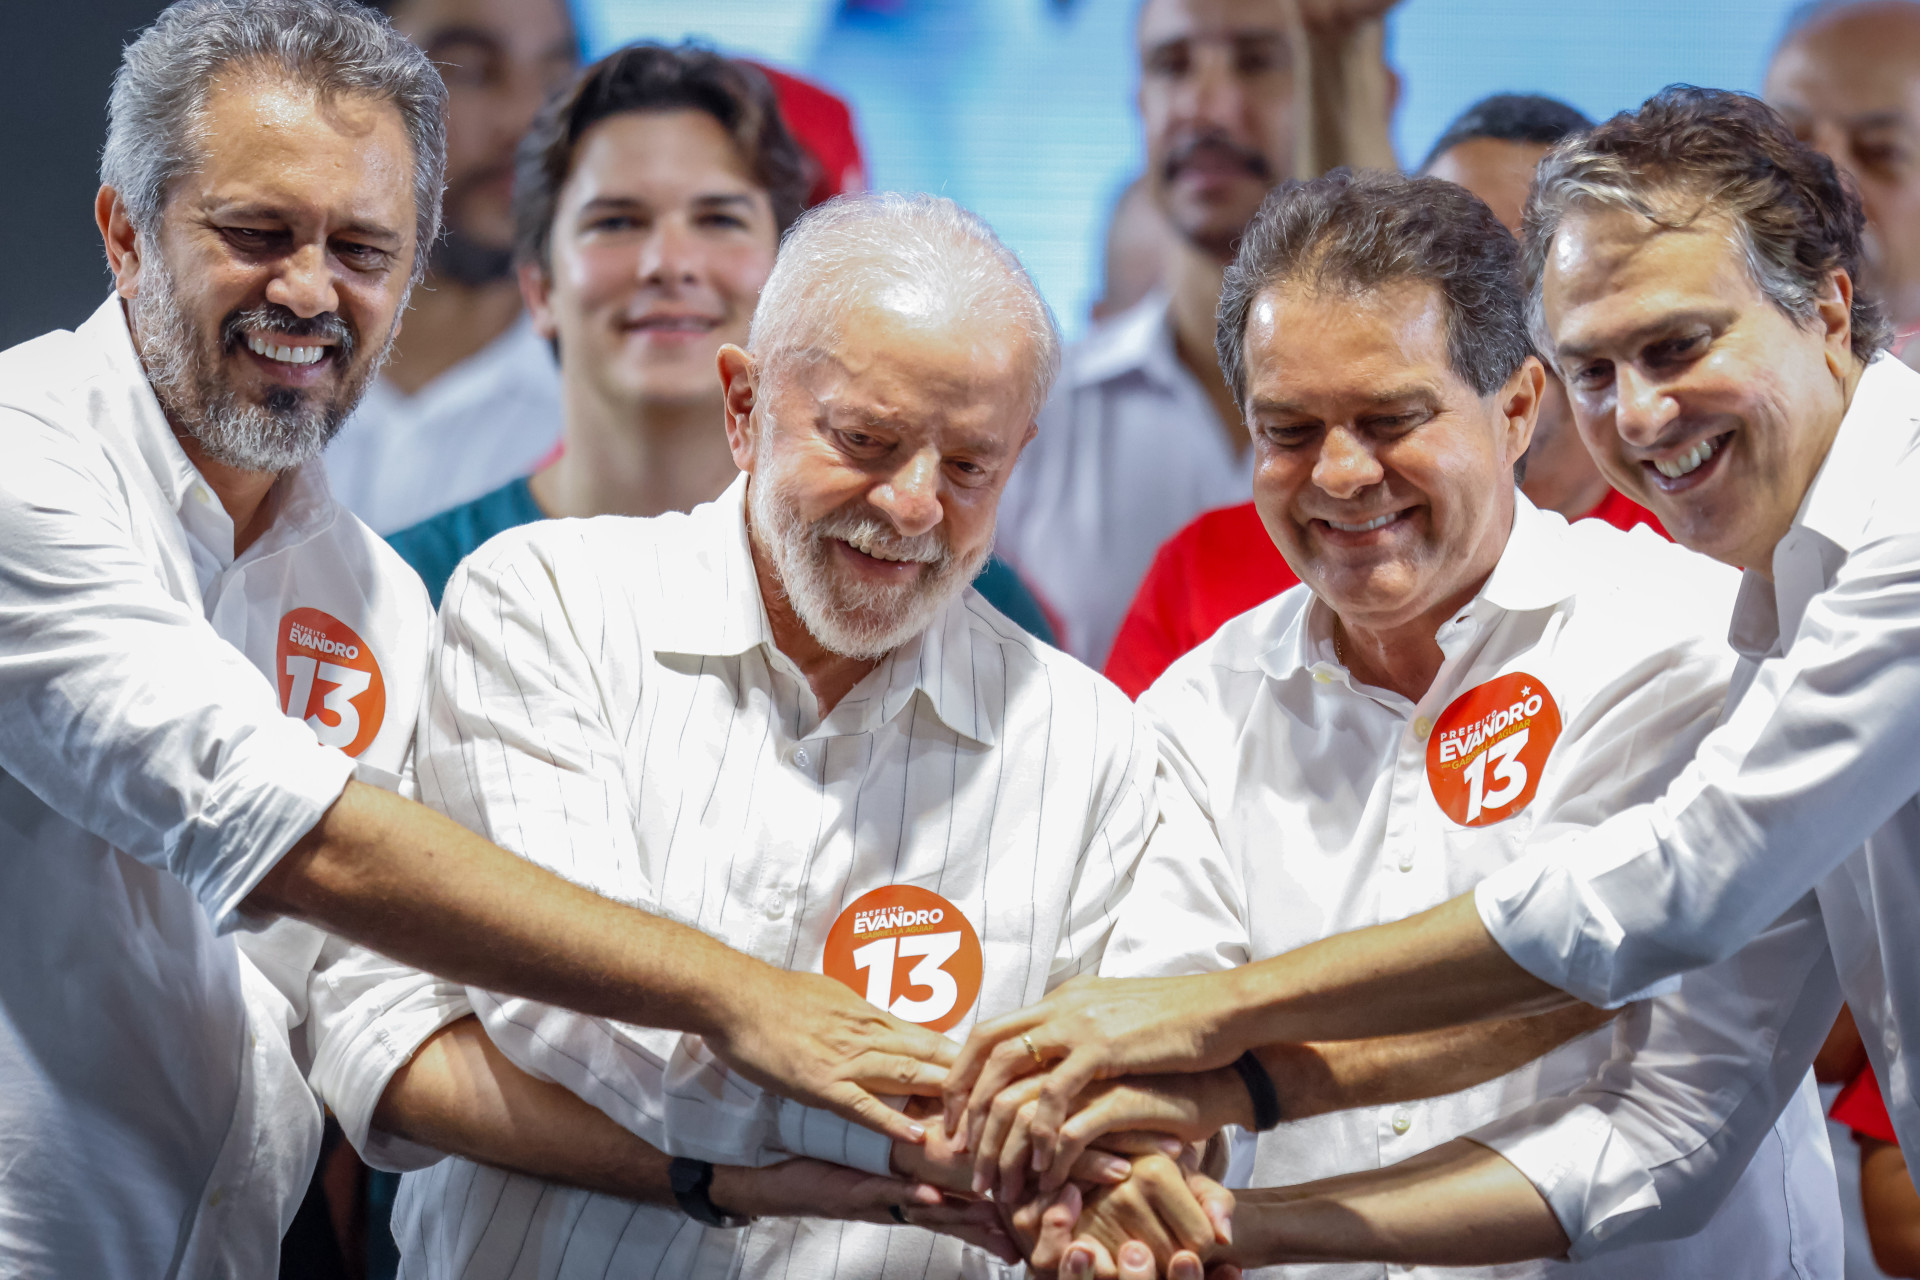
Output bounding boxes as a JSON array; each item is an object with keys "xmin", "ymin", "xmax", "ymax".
[
  {"xmin": 951, "ymin": 86, "xmax": 1920, "ymax": 1274},
  {"xmin": 0, "ymin": 4, "xmax": 962, "ymax": 1274},
  {"xmin": 362, "ymin": 192, "xmax": 1220, "ymax": 1279}
]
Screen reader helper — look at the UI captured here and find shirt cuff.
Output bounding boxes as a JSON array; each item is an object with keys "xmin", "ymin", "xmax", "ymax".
[
  {"xmin": 188, "ymin": 723, "xmax": 357, "ymax": 936},
  {"xmin": 1469, "ymin": 1097, "xmax": 1661, "ymax": 1259},
  {"xmin": 1474, "ymin": 858, "xmax": 1680, "ymax": 1009},
  {"xmin": 309, "ymin": 970, "xmax": 474, "ymax": 1173},
  {"xmin": 774, "ymin": 1096, "xmax": 896, "ymax": 1175}
]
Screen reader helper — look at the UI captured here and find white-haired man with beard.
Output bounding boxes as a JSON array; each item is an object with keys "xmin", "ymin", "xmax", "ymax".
[
  {"xmin": 362, "ymin": 191, "xmax": 1212, "ymax": 1279},
  {"xmin": 0, "ymin": 4, "xmax": 970, "ymax": 1275}
]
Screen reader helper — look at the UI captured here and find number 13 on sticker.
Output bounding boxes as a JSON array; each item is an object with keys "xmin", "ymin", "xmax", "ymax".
[
  {"xmin": 822, "ymin": 885, "xmax": 983, "ymax": 1034},
  {"xmin": 1427, "ymin": 672, "xmax": 1562, "ymax": 828}
]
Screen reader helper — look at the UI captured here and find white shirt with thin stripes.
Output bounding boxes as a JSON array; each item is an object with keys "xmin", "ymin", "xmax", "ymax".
[{"xmin": 391, "ymin": 474, "xmax": 1158, "ymax": 1280}]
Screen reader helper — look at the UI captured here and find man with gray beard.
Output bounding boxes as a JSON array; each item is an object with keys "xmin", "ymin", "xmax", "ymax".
[
  {"xmin": 359, "ymin": 191, "xmax": 1220, "ymax": 1280},
  {"xmin": 0, "ymin": 3, "xmax": 962, "ymax": 1274}
]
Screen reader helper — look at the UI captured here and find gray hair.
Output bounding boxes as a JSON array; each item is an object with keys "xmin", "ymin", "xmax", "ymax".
[
  {"xmin": 1217, "ymin": 169, "xmax": 1534, "ymax": 408},
  {"xmin": 102, "ymin": 0, "xmax": 448, "ymax": 281},
  {"xmin": 747, "ymin": 192, "xmax": 1062, "ymax": 417},
  {"xmin": 1520, "ymin": 86, "xmax": 1890, "ymax": 369}
]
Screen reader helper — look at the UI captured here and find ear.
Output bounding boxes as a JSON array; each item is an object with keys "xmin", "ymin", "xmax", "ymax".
[
  {"xmin": 519, "ymin": 261, "xmax": 559, "ymax": 341},
  {"xmin": 717, "ymin": 344, "xmax": 760, "ymax": 472},
  {"xmin": 98, "ymin": 186, "xmax": 144, "ymax": 300},
  {"xmin": 1816, "ymin": 267, "xmax": 1855, "ymax": 378},
  {"xmin": 1499, "ymin": 356, "xmax": 1547, "ymax": 467}
]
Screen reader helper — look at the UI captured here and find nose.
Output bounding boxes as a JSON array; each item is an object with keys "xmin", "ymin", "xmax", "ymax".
[
  {"xmin": 1613, "ymin": 362, "xmax": 1679, "ymax": 448},
  {"xmin": 867, "ymin": 444, "xmax": 944, "ymax": 538},
  {"xmin": 1170, "ymin": 46, "xmax": 1244, "ymax": 133},
  {"xmin": 264, "ymin": 242, "xmax": 339, "ymax": 318},
  {"xmin": 638, "ymin": 217, "xmax": 699, "ymax": 288},
  {"xmin": 1311, "ymin": 425, "xmax": 1385, "ymax": 501}
]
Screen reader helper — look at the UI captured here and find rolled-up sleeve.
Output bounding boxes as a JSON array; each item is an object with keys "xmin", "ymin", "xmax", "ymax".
[
  {"xmin": 420, "ymin": 542, "xmax": 888, "ymax": 1172},
  {"xmin": 1471, "ymin": 895, "xmax": 1842, "ymax": 1256},
  {"xmin": 0, "ymin": 410, "xmax": 353, "ymax": 932},
  {"xmin": 1476, "ymin": 531, "xmax": 1920, "ymax": 1006}
]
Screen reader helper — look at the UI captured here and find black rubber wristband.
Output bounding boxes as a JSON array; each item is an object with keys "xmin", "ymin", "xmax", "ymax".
[{"xmin": 1231, "ymin": 1049, "xmax": 1283, "ymax": 1131}]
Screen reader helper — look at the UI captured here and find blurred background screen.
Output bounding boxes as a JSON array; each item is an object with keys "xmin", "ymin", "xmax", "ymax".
[{"xmin": 6, "ymin": 0, "xmax": 1804, "ymax": 348}]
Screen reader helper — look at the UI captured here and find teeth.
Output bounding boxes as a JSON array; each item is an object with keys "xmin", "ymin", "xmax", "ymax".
[
  {"xmin": 1653, "ymin": 437, "xmax": 1719, "ymax": 479},
  {"xmin": 1327, "ymin": 512, "xmax": 1398, "ymax": 533},
  {"xmin": 247, "ymin": 335, "xmax": 326, "ymax": 365},
  {"xmin": 843, "ymin": 532, "xmax": 931, "ymax": 564}
]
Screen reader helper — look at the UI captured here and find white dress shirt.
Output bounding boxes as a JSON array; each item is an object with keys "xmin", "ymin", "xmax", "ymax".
[
  {"xmin": 325, "ymin": 312, "xmax": 562, "ymax": 534},
  {"xmin": 1104, "ymin": 496, "xmax": 1841, "ymax": 1279},
  {"xmin": 0, "ymin": 297, "xmax": 465, "ymax": 1278},
  {"xmin": 1475, "ymin": 354, "xmax": 1920, "ymax": 1173},
  {"xmin": 390, "ymin": 475, "xmax": 1158, "ymax": 1279},
  {"xmin": 995, "ymin": 292, "xmax": 1254, "ymax": 667}
]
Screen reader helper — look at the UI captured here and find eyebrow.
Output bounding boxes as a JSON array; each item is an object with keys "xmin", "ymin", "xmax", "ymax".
[
  {"xmin": 1248, "ymin": 386, "xmax": 1442, "ymax": 416},
  {"xmin": 421, "ymin": 27, "xmax": 504, "ymax": 58},
  {"xmin": 1553, "ymin": 309, "xmax": 1731, "ymax": 364},
  {"xmin": 207, "ymin": 203, "xmax": 404, "ymax": 245},
  {"xmin": 578, "ymin": 193, "xmax": 758, "ymax": 215}
]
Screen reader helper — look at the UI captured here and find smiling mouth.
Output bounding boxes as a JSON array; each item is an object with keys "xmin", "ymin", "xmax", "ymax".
[
  {"xmin": 1323, "ymin": 511, "xmax": 1402, "ymax": 534},
  {"xmin": 630, "ymin": 316, "xmax": 719, "ymax": 334},
  {"xmin": 244, "ymin": 333, "xmax": 329, "ymax": 366},
  {"xmin": 1648, "ymin": 432, "xmax": 1732, "ymax": 482}
]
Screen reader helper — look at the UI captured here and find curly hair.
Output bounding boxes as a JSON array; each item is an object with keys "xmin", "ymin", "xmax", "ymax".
[
  {"xmin": 1216, "ymin": 168, "xmax": 1533, "ymax": 408},
  {"xmin": 1520, "ymin": 85, "xmax": 1891, "ymax": 366}
]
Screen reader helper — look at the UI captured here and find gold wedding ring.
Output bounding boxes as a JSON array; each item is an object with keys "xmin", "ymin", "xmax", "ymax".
[{"xmin": 1022, "ymin": 1032, "xmax": 1045, "ymax": 1067}]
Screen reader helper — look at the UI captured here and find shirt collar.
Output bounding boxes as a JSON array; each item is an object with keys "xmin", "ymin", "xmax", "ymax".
[
  {"xmin": 649, "ymin": 475, "xmax": 996, "ymax": 746},
  {"xmin": 80, "ymin": 295, "xmax": 341, "ymax": 569},
  {"xmin": 1066, "ymin": 292, "xmax": 1189, "ymax": 393},
  {"xmin": 1789, "ymin": 354, "xmax": 1920, "ymax": 555},
  {"xmin": 1254, "ymin": 491, "xmax": 1573, "ymax": 683}
]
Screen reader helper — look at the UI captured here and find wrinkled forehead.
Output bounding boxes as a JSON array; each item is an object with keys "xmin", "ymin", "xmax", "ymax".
[
  {"xmin": 1138, "ymin": 0, "xmax": 1289, "ymax": 51},
  {"xmin": 1540, "ymin": 204, "xmax": 1760, "ymax": 355},
  {"xmin": 1769, "ymin": 5, "xmax": 1920, "ymax": 114},
  {"xmin": 1245, "ymin": 276, "xmax": 1458, "ymax": 396}
]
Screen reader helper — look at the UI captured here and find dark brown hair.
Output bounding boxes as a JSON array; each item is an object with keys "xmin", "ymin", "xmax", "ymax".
[
  {"xmin": 1521, "ymin": 85, "xmax": 1892, "ymax": 364},
  {"xmin": 512, "ymin": 42, "xmax": 811, "ymax": 272},
  {"xmin": 1216, "ymin": 168, "xmax": 1534, "ymax": 406}
]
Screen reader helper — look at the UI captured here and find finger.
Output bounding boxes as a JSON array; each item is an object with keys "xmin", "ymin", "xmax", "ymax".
[
  {"xmin": 828, "ymin": 1085, "xmax": 931, "ymax": 1145},
  {"xmin": 1169, "ymin": 1252, "xmax": 1206, "ymax": 1280},
  {"xmin": 997, "ymin": 1100, "xmax": 1041, "ymax": 1203},
  {"xmin": 1190, "ymin": 1176, "xmax": 1235, "ymax": 1247},
  {"xmin": 946, "ymin": 1007, "xmax": 1045, "ymax": 1133},
  {"xmin": 1090, "ymin": 1131, "xmax": 1186, "ymax": 1159},
  {"xmin": 1118, "ymin": 1240, "xmax": 1160, "ymax": 1280},
  {"xmin": 1150, "ymin": 1179, "xmax": 1217, "ymax": 1255},
  {"xmin": 1066, "ymin": 1148, "xmax": 1133, "ymax": 1187},
  {"xmin": 1029, "ymin": 1183, "xmax": 1085, "ymax": 1272},
  {"xmin": 963, "ymin": 1040, "xmax": 1049, "ymax": 1153},
  {"xmin": 1066, "ymin": 1240, "xmax": 1121, "ymax": 1280},
  {"xmin": 973, "ymin": 1074, "xmax": 1043, "ymax": 1195},
  {"xmin": 849, "ymin": 1049, "xmax": 952, "ymax": 1098},
  {"xmin": 1027, "ymin": 1048, "xmax": 1109, "ymax": 1171}
]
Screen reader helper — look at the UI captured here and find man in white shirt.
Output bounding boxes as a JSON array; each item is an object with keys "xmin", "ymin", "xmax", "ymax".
[
  {"xmin": 324, "ymin": 0, "xmax": 577, "ymax": 533},
  {"xmin": 996, "ymin": 169, "xmax": 1838, "ymax": 1279},
  {"xmin": 0, "ymin": 5, "xmax": 958, "ymax": 1274},
  {"xmin": 952, "ymin": 85, "xmax": 1920, "ymax": 1273},
  {"xmin": 993, "ymin": 0, "xmax": 1399, "ymax": 666},
  {"xmin": 369, "ymin": 190, "xmax": 1182, "ymax": 1279}
]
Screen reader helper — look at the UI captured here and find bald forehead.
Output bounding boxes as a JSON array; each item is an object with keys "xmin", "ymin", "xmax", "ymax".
[
  {"xmin": 1138, "ymin": 0, "xmax": 1289, "ymax": 47},
  {"xmin": 1772, "ymin": 2, "xmax": 1920, "ymax": 92}
]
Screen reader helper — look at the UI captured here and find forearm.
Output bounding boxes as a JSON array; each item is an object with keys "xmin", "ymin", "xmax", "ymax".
[
  {"xmin": 248, "ymin": 781, "xmax": 763, "ymax": 1041},
  {"xmin": 375, "ymin": 1016, "xmax": 676, "ymax": 1204},
  {"xmin": 1254, "ymin": 1002, "xmax": 1616, "ymax": 1122},
  {"xmin": 1224, "ymin": 894, "xmax": 1571, "ymax": 1050},
  {"xmin": 1860, "ymin": 1140, "xmax": 1920, "ymax": 1276},
  {"xmin": 1291, "ymin": 8, "xmax": 1398, "ymax": 178},
  {"xmin": 1232, "ymin": 1138, "xmax": 1569, "ymax": 1267}
]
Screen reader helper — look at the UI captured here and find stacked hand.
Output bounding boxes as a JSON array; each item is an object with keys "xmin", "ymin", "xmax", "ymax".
[{"xmin": 1006, "ymin": 1150, "xmax": 1238, "ymax": 1279}]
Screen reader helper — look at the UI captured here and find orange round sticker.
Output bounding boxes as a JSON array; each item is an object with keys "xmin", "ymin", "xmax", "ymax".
[
  {"xmin": 1427, "ymin": 672, "xmax": 1562, "ymax": 827},
  {"xmin": 276, "ymin": 608, "xmax": 386, "ymax": 758},
  {"xmin": 822, "ymin": 885, "xmax": 984, "ymax": 1033}
]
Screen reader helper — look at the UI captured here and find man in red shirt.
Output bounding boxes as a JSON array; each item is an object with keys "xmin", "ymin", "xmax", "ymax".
[{"xmin": 1108, "ymin": 94, "xmax": 1665, "ymax": 697}]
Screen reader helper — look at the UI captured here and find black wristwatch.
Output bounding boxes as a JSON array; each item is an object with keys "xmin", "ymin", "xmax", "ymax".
[{"xmin": 669, "ymin": 1157, "xmax": 751, "ymax": 1229}]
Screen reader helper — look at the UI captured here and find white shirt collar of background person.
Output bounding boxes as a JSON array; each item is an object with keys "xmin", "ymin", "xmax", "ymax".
[
  {"xmin": 394, "ymin": 469, "xmax": 1158, "ymax": 1280},
  {"xmin": 992, "ymin": 289, "xmax": 1255, "ymax": 667},
  {"xmin": 1102, "ymin": 494, "xmax": 1844, "ymax": 1278},
  {"xmin": 322, "ymin": 310, "xmax": 563, "ymax": 535},
  {"xmin": 0, "ymin": 294, "xmax": 459, "ymax": 1277},
  {"xmin": 1470, "ymin": 351, "xmax": 1920, "ymax": 1212}
]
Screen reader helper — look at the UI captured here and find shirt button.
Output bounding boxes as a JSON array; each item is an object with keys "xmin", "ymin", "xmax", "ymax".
[
  {"xmin": 1412, "ymin": 716, "xmax": 1432, "ymax": 740},
  {"xmin": 1397, "ymin": 852, "xmax": 1414, "ymax": 873},
  {"xmin": 1313, "ymin": 669, "xmax": 1334, "ymax": 685},
  {"xmin": 765, "ymin": 892, "xmax": 788, "ymax": 921},
  {"xmin": 194, "ymin": 486, "xmax": 213, "ymax": 505},
  {"xmin": 792, "ymin": 747, "xmax": 811, "ymax": 768},
  {"xmin": 1391, "ymin": 1108, "xmax": 1412, "ymax": 1135}
]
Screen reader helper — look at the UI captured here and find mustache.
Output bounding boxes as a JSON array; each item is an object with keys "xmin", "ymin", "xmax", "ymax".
[
  {"xmin": 1164, "ymin": 130, "xmax": 1271, "ymax": 183},
  {"xmin": 221, "ymin": 304, "xmax": 355, "ymax": 363},
  {"xmin": 811, "ymin": 506, "xmax": 951, "ymax": 567}
]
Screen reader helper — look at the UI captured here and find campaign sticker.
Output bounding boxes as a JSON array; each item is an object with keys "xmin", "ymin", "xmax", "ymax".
[
  {"xmin": 276, "ymin": 607, "xmax": 386, "ymax": 758},
  {"xmin": 1427, "ymin": 672, "xmax": 1562, "ymax": 827},
  {"xmin": 822, "ymin": 884, "xmax": 984, "ymax": 1033}
]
